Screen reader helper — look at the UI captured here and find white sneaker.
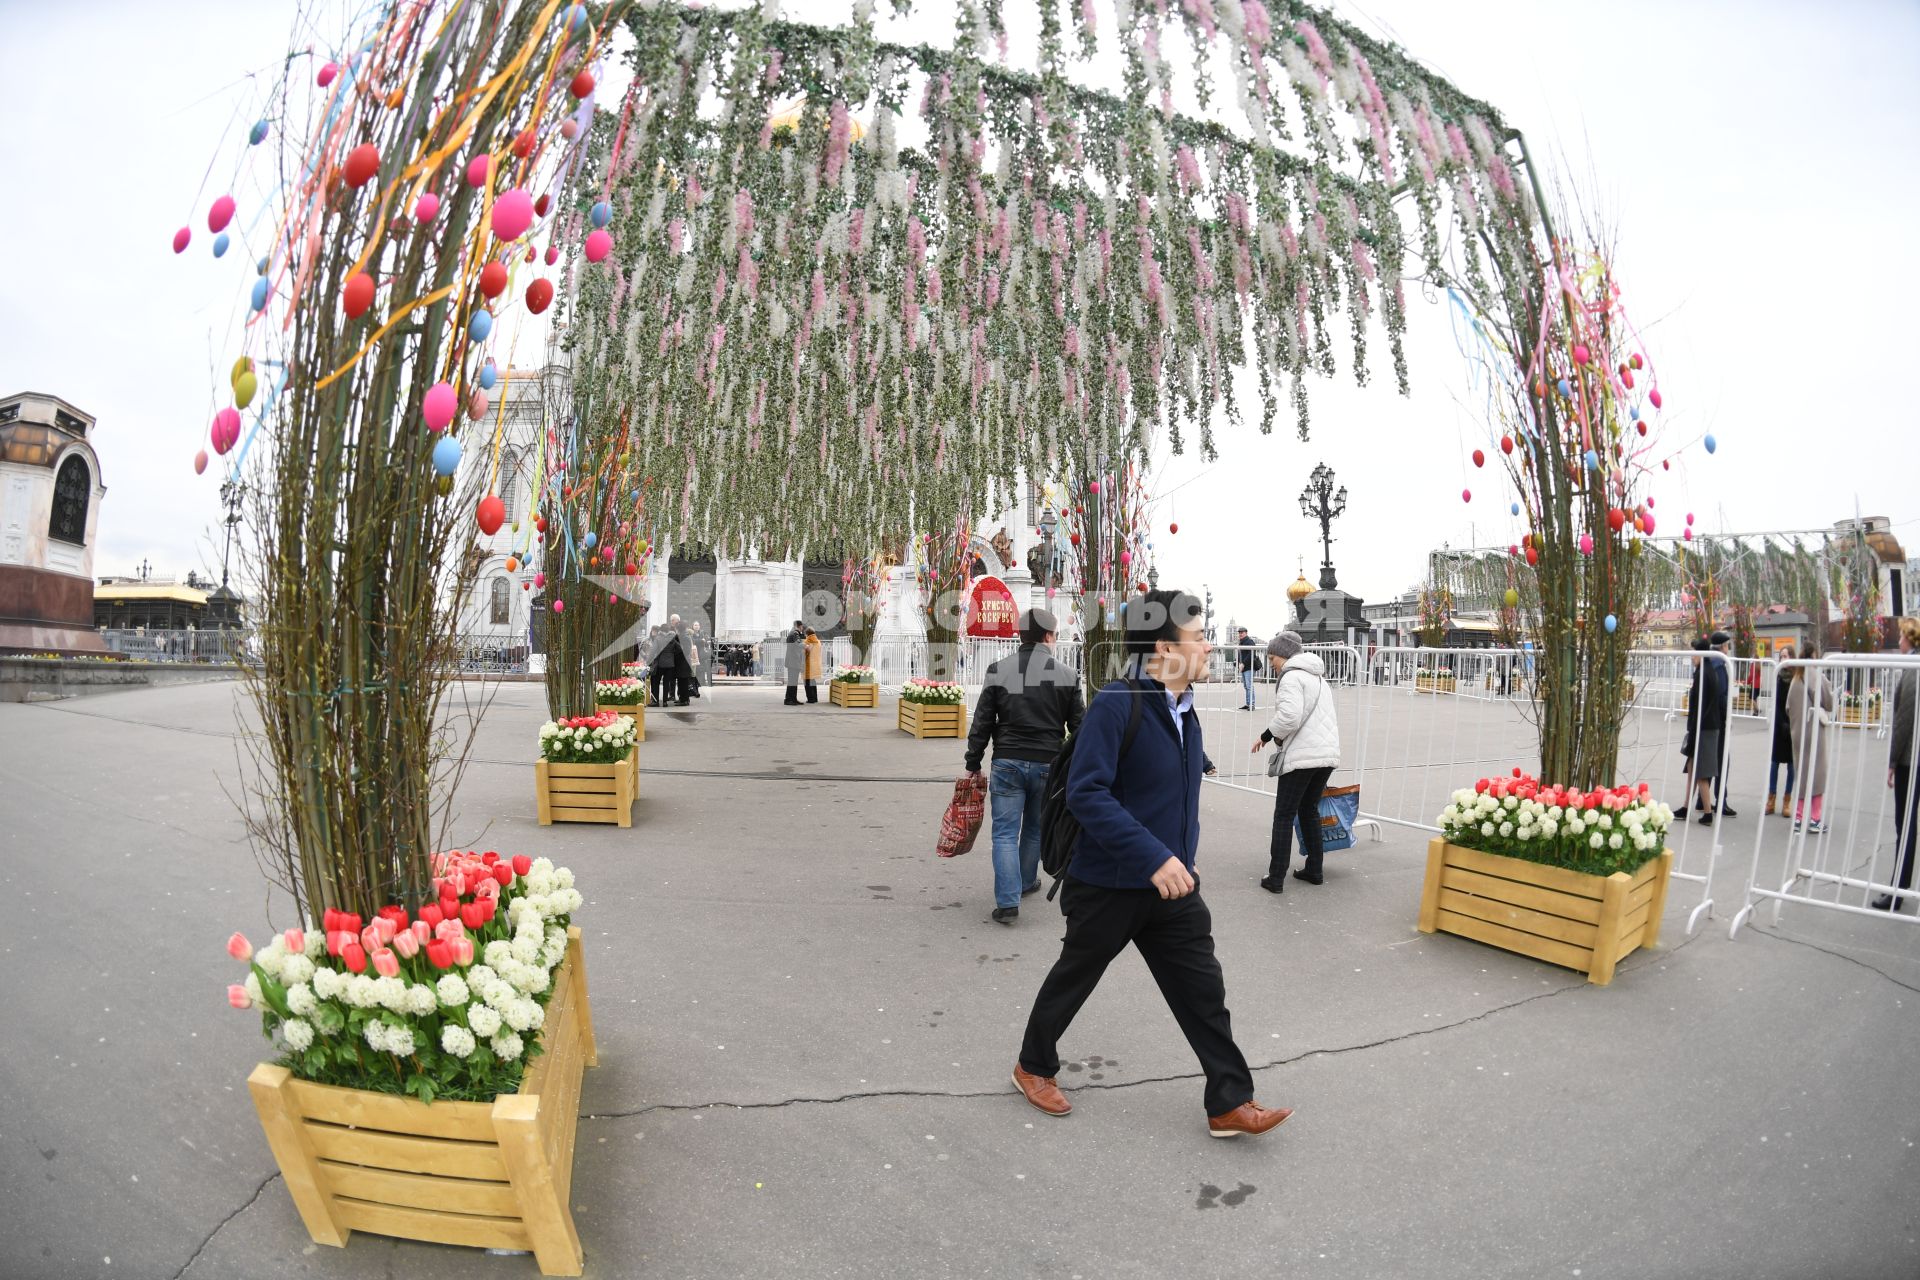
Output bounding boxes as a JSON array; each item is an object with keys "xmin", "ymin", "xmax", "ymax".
[{"xmin": 1806, "ymin": 820, "xmax": 1826, "ymax": 835}]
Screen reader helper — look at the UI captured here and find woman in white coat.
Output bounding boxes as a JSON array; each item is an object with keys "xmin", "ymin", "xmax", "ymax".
[{"xmin": 1250, "ymin": 631, "xmax": 1342, "ymax": 892}]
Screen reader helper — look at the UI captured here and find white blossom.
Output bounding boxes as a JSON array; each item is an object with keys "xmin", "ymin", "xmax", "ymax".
[
  {"xmin": 282, "ymin": 1019, "xmax": 315, "ymax": 1051},
  {"xmin": 287, "ymin": 983, "xmax": 318, "ymax": 1017},
  {"xmin": 437, "ymin": 975, "xmax": 471, "ymax": 1008},
  {"xmin": 441, "ymin": 1025, "xmax": 477, "ymax": 1059},
  {"xmin": 492, "ymin": 1032, "xmax": 524, "ymax": 1062},
  {"xmin": 468, "ymin": 1005, "xmax": 503, "ymax": 1038}
]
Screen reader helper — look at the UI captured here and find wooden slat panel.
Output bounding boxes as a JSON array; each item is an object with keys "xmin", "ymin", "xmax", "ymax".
[
  {"xmin": 546, "ymin": 762, "xmax": 626, "ymax": 778},
  {"xmin": 1617, "ymin": 900, "xmax": 1652, "ymax": 944},
  {"xmin": 1437, "ymin": 888, "xmax": 1600, "ymax": 948},
  {"xmin": 305, "ymin": 1123, "xmax": 509, "ymax": 1181},
  {"xmin": 548, "ymin": 777, "xmax": 618, "ymax": 795},
  {"xmin": 548, "ymin": 806, "xmax": 620, "ymax": 824},
  {"xmin": 492, "ymin": 1096, "xmax": 583, "ymax": 1276},
  {"xmin": 1627, "ymin": 878, "xmax": 1656, "ymax": 914},
  {"xmin": 248, "ymin": 1064, "xmax": 349, "ymax": 1246},
  {"xmin": 287, "ymin": 1079, "xmax": 496, "ymax": 1142},
  {"xmin": 1440, "ymin": 866, "xmax": 1603, "ymax": 924},
  {"xmin": 1436, "ymin": 909, "xmax": 1594, "ymax": 973},
  {"xmin": 333, "ymin": 1197, "xmax": 533, "ymax": 1254},
  {"xmin": 1630, "ymin": 854, "xmax": 1665, "ymax": 888},
  {"xmin": 1442, "ymin": 845, "xmax": 1607, "ymax": 900},
  {"xmin": 318, "ymin": 1161, "xmax": 518, "ymax": 1218}
]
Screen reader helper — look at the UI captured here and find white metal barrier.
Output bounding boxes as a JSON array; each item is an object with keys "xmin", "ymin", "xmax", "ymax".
[{"xmin": 1730, "ymin": 654, "xmax": 1920, "ymax": 937}]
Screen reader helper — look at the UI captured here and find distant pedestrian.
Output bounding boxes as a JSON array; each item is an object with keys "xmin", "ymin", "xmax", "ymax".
[
  {"xmin": 1012, "ymin": 589, "xmax": 1291, "ymax": 1139},
  {"xmin": 1235, "ymin": 626, "xmax": 1258, "ymax": 710},
  {"xmin": 1683, "ymin": 632, "xmax": 1736, "ymax": 824},
  {"xmin": 803, "ymin": 626, "xmax": 823, "ymax": 703},
  {"xmin": 1251, "ymin": 630, "xmax": 1342, "ymax": 891},
  {"xmin": 1767, "ymin": 647, "xmax": 1797, "ymax": 817},
  {"xmin": 1784, "ymin": 646, "xmax": 1836, "ymax": 835},
  {"xmin": 1877, "ymin": 618, "xmax": 1919, "ymax": 912},
  {"xmin": 784, "ymin": 621, "xmax": 805, "ymax": 705},
  {"xmin": 964, "ymin": 607, "xmax": 1085, "ymax": 923}
]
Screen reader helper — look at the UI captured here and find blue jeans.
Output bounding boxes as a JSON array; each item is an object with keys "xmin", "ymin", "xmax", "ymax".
[
  {"xmin": 1768, "ymin": 759, "xmax": 1795, "ymax": 798},
  {"xmin": 991, "ymin": 758, "xmax": 1049, "ymax": 908},
  {"xmin": 1241, "ymin": 669, "xmax": 1256, "ymax": 707}
]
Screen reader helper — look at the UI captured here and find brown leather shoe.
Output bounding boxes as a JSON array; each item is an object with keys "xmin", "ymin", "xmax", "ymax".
[
  {"xmin": 1207, "ymin": 1101, "xmax": 1293, "ymax": 1138},
  {"xmin": 1012, "ymin": 1065, "xmax": 1072, "ymax": 1117}
]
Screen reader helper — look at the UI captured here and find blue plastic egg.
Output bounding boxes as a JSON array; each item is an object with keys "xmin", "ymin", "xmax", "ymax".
[
  {"xmin": 1630, "ymin": 407, "xmax": 1639, "ymax": 421},
  {"xmin": 1583, "ymin": 449, "xmax": 1599, "ymax": 470},
  {"xmin": 477, "ymin": 361, "xmax": 498, "ymax": 390},
  {"xmin": 590, "ymin": 201, "xmax": 611, "ymax": 228},
  {"xmin": 1556, "ymin": 378, "xmax": 1572, "ymax": 398},
  {"xmin": 1603, "ymin": 614, "xmax": 1618, "ymax": 633},
  {"xmin": 563, "ymin": 3, "xmax": 588, "ymax": 32},
  {"xmin": 1704, "ymin": 434, "xmax": 1717, "ymax": 454},
  {"xmin": 582, "ymin": 531, "xmax": 598, "ymax": 549},
  {"xmin": 249, "ymin": 120, "xmax": 269, "ymax": 145},
  {"xmin": 212, "ymin": 232, "xmax": 230, "ymax": 259},
  {"xmin": 1510, "ymin": 502, "xmax": 1520, "ymax": 516},
  {"xmin": 250, "ymin": 277, "xmax": 270, "ymax": 312},
  {"xmin": 431, "ymin": 436, "xmax": 463, "ymax": 476},
  {"xmin": 469, "ymin": 311, "xmax": 493, "ymax": 342},
  {"xmin": 256, "ymin": 255, "xmax": 270, "ymax": 276}
]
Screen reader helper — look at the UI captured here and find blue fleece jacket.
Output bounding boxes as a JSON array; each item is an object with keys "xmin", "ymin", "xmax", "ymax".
[{"xmin": 1064, "ymin": 676, "xmax": 1214, "ymax": 888}]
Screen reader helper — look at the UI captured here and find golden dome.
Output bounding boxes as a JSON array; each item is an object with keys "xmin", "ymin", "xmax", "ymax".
[{"xmin": 1287, "ymin": 573, "xmax": 1314, "ymax": 602}]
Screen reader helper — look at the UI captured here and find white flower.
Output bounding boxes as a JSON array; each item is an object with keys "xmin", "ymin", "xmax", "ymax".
[
  {"xmin": 1547, "ymin": 806, "xmax": 1564, "ymax": 822},
  {"xmin": 467, "ymin": 964, "xmax": 498, "ymax": 988},
  {"xmin": 1567, "ymin": 818, "xmax": 1586, "ymax": 836},
  {"xmin": 1540, "ymin": 821, "xmax": 1558, "ymax": 839},
  {"xmin": 282, "ymin": 1018, "xmax": 315, "ymax": 1051},
  {"xmin": 345, "ymin": 974, "xmax": 378, "ymax": 1009},
  {"xmin": 406, "ymin": 985, "xmax": 438, "ymax": 1017},
  {"xmin": 1516, "ymin": 826, "xmax": 1534, "ymax": 841},
  {"xmin": 437, "ymin": 975, "xmax": 471, "ymax": 1007},
  {"xmin": 1597, "ymin": 814, "xmax": 1614, "ymax": 831},
  {"xmin": 312, "ymin": 967, "xmax": 346, "ymax": 1000},
  {"xmin": 1583, "ymin": 809, "xmax": 1601, "ymax": 826},
  {"xmin": 503, "ymin": 999, "xmax": 537, "ymax": 1032},
  {"xmin": 441, "ymin": 1025, "xmax": 477, "ymax": 1059},
  {"xmin": 554, "ymin": 868, "xmax": 575, "ymax": 891},
  {"xmin": 484, "ymin": 940, "xmax": 516, "ymax": 970},
  {"xmin": 468, "ymin": 1005, "xmax": 502, "ymax": 1037},
  {"xmin": 483, "ymin": 980, "xmax": 517, "ymax": 1010},
  {"xmin": 374, "ymin": 976, "xmax": 408, "ymax": 1012},
  {"xmin": 1503, "ymin": 795, "xmax": 1518, "ymax": 810},
  {"xmin": 1590, "ymin": 833, "xmax": 1605, "ymax": 849},
  {"xmin": 280, "ymin": 954, "xmax": 315, "ymax": 986},
  {"xmin": 1498, "ymin": 822, "xmax": 1514, "ymax": 838},
  {"xmin": 491, "ymin": 1032, "xmax": 524, "ymax": 1062},
  {"xmin": 1481, "ymin": 822, "xmax": 1495, "ymax": 837},
  {"xmin": 287, "ymin": 983, "xmax": 318, "ymax": 1017},
  {"xmin": 303, "ymin": 930, "xmax": 326, "ymax": 960},
  {"xmin": 526, "ymin": 966, "xmax": 551, "ymax": 995},
  {"xmin": 243, "ymin": 972, "xmax": 263, "ymax": 1004},
  {"xmin": 386, "ymin": 1025, "xmax": 416, "ymax": 1057},
  {"xmin": 255, "ymin": 940, "xmax": 287, "ymax": 981},
  {"xmin": 512, "ymin": 933, "xmax": 543, "ymax": 965},
  {"xmin": 365, "ymin": 1021, "xmax": 390, "ymax": 1052},
  {"xmin": 1609, "ymin": 833, "xmax": 1624, "ymax": 849}
]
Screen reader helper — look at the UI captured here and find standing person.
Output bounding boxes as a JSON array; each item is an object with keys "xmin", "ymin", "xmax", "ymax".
[
  {"xmin": 1250, "ymin": 631, "xmax": 1341, "ymax": 891},
  {"xmin": 964, "ymin": 607, "xmax": 1086, "ymax": 923},
  {"xmin": 1784, "ymin": 647, "xmax": 1836, "ymax": 835},
  {"xmin": 1768, "ymin": 647, "xmax": 1798, "ymax": 817},
  {"xmin": 650, "ymin": 622, "xmax": 686, "ymax": 707},
  {"xmin": 802, "ymin": 626, "xmax": 823, "ymax": 703},
  {"xmin": 1012, "ymin": 589, "xmax": 1291, "ymax": 1138},
  {"xmin": 1235, "ymin": 626, "xmax": 1259, "ymax": 710},
  {"xmin": 1875, "ymin": 618, "xmax": 1920, "ymax": 912},
  {"xmin": 1684, "ymin": 632, "xmax": 1736, "ymax": 824},
  {"xmin": 783, "ymin": 620, "xmax": 805, "ymax": 705}
]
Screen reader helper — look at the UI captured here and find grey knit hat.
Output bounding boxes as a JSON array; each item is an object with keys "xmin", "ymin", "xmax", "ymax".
[{"xmin": 1267, "ymin": 630, "xmax": 1304, "ymax": 659}]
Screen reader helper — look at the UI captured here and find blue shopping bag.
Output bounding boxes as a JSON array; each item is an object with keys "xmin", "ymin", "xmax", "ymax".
[{"xmin": 1295, "ymin": 784, "xmax": 1359, "ymax": 853}]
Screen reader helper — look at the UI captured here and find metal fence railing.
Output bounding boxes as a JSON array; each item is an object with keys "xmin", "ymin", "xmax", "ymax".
[{"xmin": 101, "ymin": 628, "xmax": 252, "ymax": 664}]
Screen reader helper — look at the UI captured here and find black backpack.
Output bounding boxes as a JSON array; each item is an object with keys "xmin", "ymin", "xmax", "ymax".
[{"xmin": 1039, "ymin": 678, "xmax": 1145, "ymax": 900}]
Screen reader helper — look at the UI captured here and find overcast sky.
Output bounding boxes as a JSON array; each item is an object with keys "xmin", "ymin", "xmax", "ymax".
[{"xmin": 1, "ymin": 0, "xmax": 1914, "ymax": 631}]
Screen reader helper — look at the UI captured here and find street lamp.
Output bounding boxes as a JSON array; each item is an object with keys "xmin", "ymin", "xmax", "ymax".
[
  {"xmin": 1037, "ymin": 508, "xmax": 1059, "ymax": 595},
  {"xmin": 1298, "ymin": 462, "xmax": 1349, "ymax": 591},
  {"xmin": 219, "ymin": 479, "xmax": 247, "ymax": 590}
]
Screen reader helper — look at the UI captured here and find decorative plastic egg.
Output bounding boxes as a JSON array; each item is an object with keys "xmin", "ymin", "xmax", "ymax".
[
  {"xmin": 431, "ymin": 436, "xmax": 463, "ymax": 476},
  {"xmin": 212, "ymin": 232, "xmax": 230, "ymax": 259},
  {"xmin": 590, "ymin": 201, "xmax": 612, "ymax": 228},
  {"xmin": 208, "ymin": 195, "xmax": 236, "ymax": 233},
  {"xmin": 476, "ymin": 494, "xmax": 505, "ymax": 534},
  {"xmin": 491, "ymin": 189, "xmax": 534, "ymax": 241},
  {"xmin": 1704, "ymin": 434, "xmax": 1717, "ymax": 454},
  {"xmin": 173, "ymin": 226, "xmax": 192, "ymax": 254},
  {"xmin": 422, "ymin": 382, "xmax": 458, "ymax": 431},
  {"xmin": 250, "ymin": 277, "xmax": 270, "ymax": 311},
  {"xmin": 584, "ymin": 229, "xmax": 612, "ymax": 263},
  {"xmin": 1604, "ymin": 614, "xmax": 1618, "ymax": 633},
  {"xmin": 1510, "ymin": 502, "xmax": 1520, "ymax": 516},
  {"xmin": 344, "ymin": 144, "xmax": 380, "ymax": 189},
  {"xmin": 317, "ymin": 61, "xmax": 339, "ymax": 88},
  {"xmin": 478, "ymin": 361, "xmax": 499, "ymax": 390},
  {"xmin": 468, "ymin": 310, "xmax": 492, "ymax": 342},
  {"xmin": 249, "ymin": 120, "xmax": 269, "ymax": 145},
  {"xmin": 1504, "ymin": 589, "xmax": 1518, "ymax": 608},
  {"xmin": 465, "ymin": 154, "xmax": 490, "ymax": 188}
]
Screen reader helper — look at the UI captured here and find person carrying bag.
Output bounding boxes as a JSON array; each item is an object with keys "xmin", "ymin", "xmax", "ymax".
[{"xmin": 1250, "ymin": 631, "xmax": 1341, "ymax": 891}]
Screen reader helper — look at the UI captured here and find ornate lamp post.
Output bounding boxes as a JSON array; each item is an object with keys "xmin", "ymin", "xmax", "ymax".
[
  {"xmin": 219, "ymin": 478, "xmax": 247, "ymax": 591},
  {"xmin": 1036, "ymin": 508, "xmax": 1060, "ymax": 596},
  {"xmin": 1299, "ymin": 462, "xmax": 1349, "ymax": 591}
]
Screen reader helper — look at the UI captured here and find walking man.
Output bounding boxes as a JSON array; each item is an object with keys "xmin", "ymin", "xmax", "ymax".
[
  {"xmin": 1012, "ymin": 589, "xmax": 1292, "ymax": 1138},
  {"xmin": 964, "ymin": 607, "xmax": 1085, "ymax": 923},
  {"xmin": 783, "ymin": 620, "xmax": 805, "ymax": 706},
  {"xmin": 1236, "ymin": 626, "xmax": 1259, "ymax": 710}
]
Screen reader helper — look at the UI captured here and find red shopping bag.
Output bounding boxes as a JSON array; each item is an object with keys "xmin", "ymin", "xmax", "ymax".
[{"xmin": 936, "ymin": 772, "xmax": 987, "ymax": 857}]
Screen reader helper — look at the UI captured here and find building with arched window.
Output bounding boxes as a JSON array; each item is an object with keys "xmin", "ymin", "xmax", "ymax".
[{"xmin": 0, "ymin": 391, "xmax": 107, "ymax": 653}]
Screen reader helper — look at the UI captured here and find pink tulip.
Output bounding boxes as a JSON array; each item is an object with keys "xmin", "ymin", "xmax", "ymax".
[
  {"xmin": 226, "ymin": 932, "xmax": 253, "ymax": 962},
  {"xmin": 361, "ymin": 924, "xmax": 384, "ymax": 954},
  {"xmin": 282, "ymin": 928, "xmax": 305, "ymax": 954},
  {"xmin": 373, "ymin": 915, "xmax": 397, "ymax": 945},
  {"xmin": 392, "ymin": 929, "xmax": 420, "ymax": 959},
  {"xmin": 473, "ymin": 877, "xmax": 499, "ymax": 900},
  {"xmin": 435, "ymin": 919, "xmax": 466, "ymax": 942},
  {"xmin": 411, "ymin": 920, "xmax": 432, "ymax": 946},
  {"xmin": 449, "ymin": 937, "xmax": 475, "ymax": 966},
  {"xmin": 372, "ymin": 949, "xmax": 401, "ymax": 978},
  {"xmin": 227, "ymin": 984, "xmax": 253, "ymax": 1010}
]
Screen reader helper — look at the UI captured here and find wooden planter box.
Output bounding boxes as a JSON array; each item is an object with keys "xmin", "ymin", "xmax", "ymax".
[
  {"xmin": 248, "ymin": 927, "xmax": 598, "ymax": 1276},
  {"xmin": 595, "ymin": 701, "xmax": 646, "ymax": 742},
  {"xmin": 1839, "ymin": 707, "xmax": 1881, "ymax": 728},
  {"xmin": 535, "ymin": 748, "xmax": 637, "ymax": 827},
  {"xmin": 828, "ymin": 681, "xmax": 878, "ymax": 708},
  {"xmin": 898, "ymin": 699, "xmax": 967, "ymax": 739},
  {"xmin": 1414, "ymin": 673, "xmax": 1457, "ymax": 694},
  {"xmin": 1732, "ymin": 690, "xmax": 1756, "ymax": 714},
  {"xmin": 1417, "ymin": 840, "xmax": 1672, "ymax": 986}
]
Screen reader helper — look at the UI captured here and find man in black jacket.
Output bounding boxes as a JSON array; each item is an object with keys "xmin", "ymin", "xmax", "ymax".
[
  {"xmin": 965, "ymin": 608, "xmax": 1085, "ymax": 923},
  {"xmin": 1236, "ymin": 626, "xmax": 1259, "ymax": 709},
  {"xmin": 1682, "ymin": 631, "xmax": 1737, "ymax": 823}
]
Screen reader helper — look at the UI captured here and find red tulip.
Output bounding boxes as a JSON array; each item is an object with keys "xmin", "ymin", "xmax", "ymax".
[
  {"xmin": 512, "ymin": 855, "xmax": 532, "ymax": 876},
  {"xmin": 440, "ymin": 894, "xmax": 459, "ymax": 920},
  {"xmin": 482, "ymin": 851, "xmax": 500, "ymax": 865},
  {"xmin": 343, "ymin": 943, "xmax": 368, "ymax": 974},
  {"xmin": 461, "ymin": 901, "xmax": 487, "ymax": 930},
  {"xmin": 492, "ymin": 863, "xmax": 513, "ymax": 887},
  {"xmin": 419, "ymin": 903, "xmax": 444, "ymax": 929},
  {"xmin": 427, "ymin": 940, "xmax": 453, "ymax": 970}
]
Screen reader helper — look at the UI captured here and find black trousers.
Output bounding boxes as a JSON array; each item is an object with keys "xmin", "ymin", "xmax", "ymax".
[
  {"xmin": 1270, "ymin": 765, "xmax": 1334, "ymax": 879},
  {"xmin": 1894, "ymin": 767, "xmax": 1919, "ymax": 895},
  {"xmin": 804, "ymin": 679, "xmax": 818, "ymax": 703},
  {"xmin": 1019, "ymin": 877, "xmax": 1255, "ymax": 1117},
  {"xmin": 785, "ymin": 680, "xmax": 800, "ymax": 705}
]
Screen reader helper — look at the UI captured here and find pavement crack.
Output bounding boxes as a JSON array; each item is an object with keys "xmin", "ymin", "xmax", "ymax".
[
  {"xmin": 1745, "ymin": 926, "xmax": 1920, "ymax": 994},
  {"xmin": 583, "ymin": 972, "xmax": 1611, "ymax": 1120},
  {"xmin": 171, "ymin": 1171, "xmax": 279, "ymax": 1280}
]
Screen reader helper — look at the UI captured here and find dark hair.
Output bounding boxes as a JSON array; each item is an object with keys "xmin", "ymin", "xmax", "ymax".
[
  {"xmin": 1124, "ymin": 589, "xmax": 1204, "ymax": 662},
  {"xmin": 1019, "ymin": 608, "xmax": 1056, "ymax": 647}
]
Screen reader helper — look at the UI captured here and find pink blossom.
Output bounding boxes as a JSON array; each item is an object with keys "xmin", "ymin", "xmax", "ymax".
[
  {"xmin": 282, "ymin": 928, "xmax": 305, "ymax": 954},
  {"xmin": 1241, "ymin": 0, "xmax": 1271, "ymax": 47},
  {"xmin": 667, "ymin": 217, "xmax": 684, "ymax": 255},
  {"xmin": 392, "ymin": 929, "xmax": 420, "ymax": 958},
  {"xmin": 823, "ymin": 100, "xmax": 852, "ymax": 187},
  {"xmin": 226, "ymin": 932, "xmax": 253, "ymax": 963},
  {"xmin": 435, "ymin": 918, "xmax": 465, "ymax": 942},
  {"xmin": 1183, "ymin": 0, "xmax": 1218, "ymax": 44},
  {"xmin": 1079, "ymin": 0, "xmax": 1098, "ymax": 36},
  {"xmin": 227, "ymin": 984, "xmax": 252, "ymax": 1010},
  {"xmin": 763, "ymin": 51, "xmax": 783, "ymax": 88},
  {"xmin": 1295, "ymin": 19, "xmax": 1334, "ymax": 85},
  {"xmin": 1175, "ymin": 145, "xmax": 1202, "ymax": 193},
  {"xmin": 372, "ymin": 949, "xmax": 400, "ymax": 978},
  {"xmin": 450, "ymin": 937, "xmax": 474, "ymax": 967}
]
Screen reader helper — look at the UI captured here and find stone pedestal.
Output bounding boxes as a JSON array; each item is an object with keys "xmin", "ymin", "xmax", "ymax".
[{"xmin": 1295, "ymin": 588, "xmax": 1372, "ymax": 648}]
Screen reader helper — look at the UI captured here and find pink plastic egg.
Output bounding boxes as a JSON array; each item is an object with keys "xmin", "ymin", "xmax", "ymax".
[
  {"xmin": 415, "ymin": 192, "xmax": 441, "ymax": 223},
  {"xmin": 491, "ymin": 189, "xmax": 533, "ymax": 241},
  {"xmin": 583, "ymin": 229, "xmax": 612, "ymax": 263},
  {"xmin": 172, "ymin": 226, "xmax": 191, "ymax": 254},
  {"xmin": 422, "ymin": 382, "xmax": 458, "ymax": 432},
  {"xmin": 208, "ymin": 195, "xmax": 236, "ymax": 233}
]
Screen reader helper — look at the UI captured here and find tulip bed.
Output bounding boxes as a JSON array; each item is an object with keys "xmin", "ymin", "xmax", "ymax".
[{"xmin": 226, "ymin": 851, "xmax": 582, "ymax": 1104}]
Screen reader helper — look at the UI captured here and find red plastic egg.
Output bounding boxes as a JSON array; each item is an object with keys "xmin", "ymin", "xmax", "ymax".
[
  {"xmin": 534, "ymin": 193, "xmax": 550, "ymax": 218},
  {"xmin": 526, "ymin": 278, "xmax": 554, "ymax": 314},
  {"xmin": 344, "ymin": 144, "xmax": 381, "ymax": 189},
  {"xmin": 1500, "ymin": 435, "xmax": 1513, "ymax": 455},
  {"xmin": 342, "ymin": 272, "xmax": 375, "ymax": 319},
  {"xmin": 570, "ymin": 70, "xmax": 596, "ymax": 99},
  {"xmin": 1472, "ymin": 449, "xmax": 1485, "ymax": 468},
  {"xmin": 476, "ymin": 494, "xmax": 505, "ymax": 535},
  {"xmin": 479, "ymin": 262, "xmax": 508, "ymax": 298},
  {"xmin": 1169, "ymin": 522, "xmax": 1179, "ymax": 534},
  {"xmin": 512, "ymin": 129, "xmax": 535, "ymax": 159}
]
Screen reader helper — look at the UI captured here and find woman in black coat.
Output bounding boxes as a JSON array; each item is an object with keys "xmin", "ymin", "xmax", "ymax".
[{"xmin": 1768, "ymin": 647, "xmax": 1796, "ymax": 816}]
